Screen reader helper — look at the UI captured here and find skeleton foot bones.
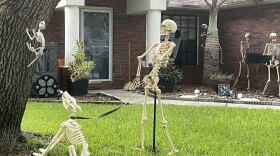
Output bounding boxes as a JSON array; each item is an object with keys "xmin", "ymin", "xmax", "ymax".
[
  {"xmin": 26, "ymin": 21, "xmax": 46, "ymax": 67},
  {"xmin": 133, "ymin": 19, "xmax": 178, "ymax": 155},
  {"xmin": 33, "ymin": 91, "xmax": 90, "ymax": 156}
]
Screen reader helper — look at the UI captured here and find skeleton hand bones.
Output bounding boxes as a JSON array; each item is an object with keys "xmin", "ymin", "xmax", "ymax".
[{"xmin": 26, "ymin": 21, "xmax": 46, "ymax": 67}]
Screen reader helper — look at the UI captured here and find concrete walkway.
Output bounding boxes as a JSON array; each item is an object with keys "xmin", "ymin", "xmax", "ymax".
[{"xmin": 89, "ymin": 89, "xmax": 280, "ymax": 110}]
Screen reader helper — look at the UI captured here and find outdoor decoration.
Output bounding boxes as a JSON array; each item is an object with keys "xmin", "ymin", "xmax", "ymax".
[
  {"xmin": 262, "ymin": 33, "xmax": 280, "ymax": 96},
  {"xmin": 128, "ymin": 19, "xmax": 178, "ymax": 155},
  {"xmin": 210, "ymin": 72, "xmax": 233, "ymax": 93},
  {"xmin": 26, "ymin": 21, "xmax": 46, "ymax": 67},
  {"xmin": 33, "ymin": 91, "xmax": 90, "ymax": 156},
  {"xmin": 33, "ymin": 75, "xmax": 58, "ymax": 98},
  {"xmin": 233, "ymin": 33, "xmax": 253, "ymax": 90},
  {"xmin": 201, "ymin": 0, "xmax": 263, "ymax": 85}
]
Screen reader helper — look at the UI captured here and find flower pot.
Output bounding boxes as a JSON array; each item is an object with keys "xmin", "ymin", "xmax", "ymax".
[{"xmin": 68, "ymin": 79, "xmax": 89, "ymax": 96}]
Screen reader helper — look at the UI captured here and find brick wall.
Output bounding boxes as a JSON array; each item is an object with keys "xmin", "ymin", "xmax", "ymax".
[
  {"xmin": 219, "ymin": 3, "xmax": 280, "ymax": 92},
  {"xmin": 46, "ymin": 1, "xmax": 280, "ymax": 92},
  {"xmin": 45, "ymin": 10, "xmax": 65, "ymax": 60}
]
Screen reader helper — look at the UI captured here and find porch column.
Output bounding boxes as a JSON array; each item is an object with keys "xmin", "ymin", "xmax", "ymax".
[
  {"xmin": 146, "ymin": 10, "xmax": 161, "ymax": 65},
  {"xmin": 64, "ymin": 6, "xmax": 80, "ymax": 65},
  {"xmin": 56, "ymin": 0, "xmax": 85, "ymax": 65}
]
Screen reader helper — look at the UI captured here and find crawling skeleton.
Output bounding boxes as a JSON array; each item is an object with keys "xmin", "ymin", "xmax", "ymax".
[{"xmin": 33, "ymin": 91, "xmax": 90, "ymax": 156}]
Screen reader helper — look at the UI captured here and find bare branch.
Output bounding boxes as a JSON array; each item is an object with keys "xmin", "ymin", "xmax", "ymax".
[
  {"xmin": 203, "ymin": 0, "xmax": 212, "ymax": 8},
  {"xmin": 217, "ymin": 0, "xmax": 227, "ymax": 8}
]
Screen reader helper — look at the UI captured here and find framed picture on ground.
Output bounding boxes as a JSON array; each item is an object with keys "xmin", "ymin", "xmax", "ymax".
[{"xmin": 218, "ymin": 84, "xmax": 231, "ymax": 96}]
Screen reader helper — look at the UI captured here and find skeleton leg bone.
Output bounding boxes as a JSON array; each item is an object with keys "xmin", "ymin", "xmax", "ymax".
[
  {"xmin": 233, "ymin": 61, "xmax": 242, "ymax": 89},
  {"xmin": 69, "ymin": 145, "xmax": 77, "ymax": 156},
  {"xmin": 157, "ymin": 89, "xmax": 178, "ymax": 155},
  {"xmin": 246, "ymin": 63, "xmax": 250, "ymax": 90},
  {"xmin": 141, "ymin": 87, "xmax": 149, "ymax": 149},
  {"xmin": 277, "ymin": 66, "xmax": 280, "ymax": 97},
  {"xmin": 34, "ymin": 127, "xmax": 66, "ymax": 156},
  {"xmin": 262, "ymin": 65, "xmax": 271, "ymax": 95}
]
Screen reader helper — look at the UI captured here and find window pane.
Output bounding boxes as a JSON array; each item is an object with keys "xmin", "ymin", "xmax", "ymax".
[
  {"xmin": 83, "ymin": 12, "xmax": 110, "ymax": 79},
  {"xmin": 162, "ymin": 15, "xmax": 198, "ymax": 65}
]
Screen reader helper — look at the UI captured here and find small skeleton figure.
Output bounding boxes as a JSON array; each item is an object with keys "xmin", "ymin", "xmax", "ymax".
[
  {"xmin": 262, "ymin": 32, "xmax": 280, "ymax": 96},
  {"xmin": 200, "ymin": 24, "xmax": 208, "ymax": 49},
  {"xmin": 130, "ymin": 19, "xmax": 178, "ymax": 155},
  {"xmin": 33, "ymin": 91, "xmax": 90, "ymax": 156},
  {"xmin": 233, "ymin": 33, "xmax": 253, "ymax": 90},
  {"xmin": 26, "ymin": 21, "xmax": 46, "ymax": 67},
  {"xmin": 200, "ymin": 24, "xmax": 223, "ymax": 64}
]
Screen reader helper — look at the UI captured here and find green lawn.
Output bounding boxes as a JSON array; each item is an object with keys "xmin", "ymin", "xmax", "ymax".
[{"xmin": 22, "ymin": 102, "xmax": 280, "ymax": 155}]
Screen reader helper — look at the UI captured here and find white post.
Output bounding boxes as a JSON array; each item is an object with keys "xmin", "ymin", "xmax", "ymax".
[
  {"xmin": 64, "ymin": 6, "xmax": 80, "ymax": 65},
  {"xmin": 146, "ymin": 10, "xmax": 161, "ymax": 65}
]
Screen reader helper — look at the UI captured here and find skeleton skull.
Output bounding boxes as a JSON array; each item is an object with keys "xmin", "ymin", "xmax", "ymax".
[
  {"xmin": 62, "ymin": 91, "xmax": 82, "ymax": 113},
  {"xmin": 160, "ymin": 19, "xmax": 177, "ymax": 35},
  {"xmin": 245, "ymin": 33, "xmax": 251, "ymax": 39},
  {"xmin": 270, "ymin": 32, "xmax": 277, "ymax": 40},
  {"xmin": 201, "ymin": 24, "xmax": 208, "ymax": 30},
  {"xmin": 39, "ymin": 21, "xmax": 46, "ymax": 30}
]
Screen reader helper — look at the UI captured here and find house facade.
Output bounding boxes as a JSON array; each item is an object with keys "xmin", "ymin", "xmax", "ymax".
[{"xmin": 45, "ymin": 0, "xmax": 280, "ymax": 92}]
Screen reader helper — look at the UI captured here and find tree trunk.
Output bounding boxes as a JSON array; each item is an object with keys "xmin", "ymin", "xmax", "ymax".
[
  {"xmin": 202, "ymin": 7, "xmax": 220, "ymax": 85},
  {"xmin": 0, "ymin": 0, "xmax": 60, "ymax": 154}
]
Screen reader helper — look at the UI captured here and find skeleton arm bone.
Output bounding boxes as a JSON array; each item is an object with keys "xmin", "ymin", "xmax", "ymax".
[
  {"xmin": 26, "ymin": 28, "xmax": 36, "ymax": 40},
  {"xmin": 129, "ymin": 43, "xmax": 159, "ymax": 89},
  {"xmin": 33, "ymin": 125, "xmax": 66, "ymax": 156},
  {"xmin": 263, "ymin": 43, "xmax": 268, "ymax": 55}
]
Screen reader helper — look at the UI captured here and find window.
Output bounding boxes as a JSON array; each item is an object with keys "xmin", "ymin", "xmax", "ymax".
[
  {"xmin": 81, "ymin": 8, "xmax": 113, "ymax": 81},
  {"xmin": 162, "ymin": 15, "xmax": 198, "ymax": 65}
]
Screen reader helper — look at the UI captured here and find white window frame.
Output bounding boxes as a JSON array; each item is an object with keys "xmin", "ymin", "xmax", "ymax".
[{"xmin": 80, "ymin": 7, "xmax": 113, "ymax": 82}]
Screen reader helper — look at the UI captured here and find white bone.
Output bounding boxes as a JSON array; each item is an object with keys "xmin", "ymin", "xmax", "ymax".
[
  {"xmin": 132, "ymin": 19, "xmax": 178, "ymax": 155},
  {"xmin": 33, "ymin": 91, "xmax": 90, "ymax": 156},
  {"xmin": 233, "ymin": 33, "xmax": 252, "ymax": 90},
  {"xmin": 26, "ymin": 21, "xmax": 46, "ymax": 67},
  {"xmin": 262, "ymin": 33, "xmax": 280, "ymax": 96}
]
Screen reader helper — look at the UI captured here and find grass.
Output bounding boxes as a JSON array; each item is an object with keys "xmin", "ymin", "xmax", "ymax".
[{"xmin": 22, "ymin": 101, "xmax": 280, "ymax": 155}]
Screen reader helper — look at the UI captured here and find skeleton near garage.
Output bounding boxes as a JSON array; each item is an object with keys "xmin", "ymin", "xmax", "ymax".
[
  {"xmin": 262, "ymin": 33, "xmax": 280, "ymax": 96},
  {"xmin": 33, "ymin": 91, "xmax": 90, "ymax": 156},
  {"xmin": 26, "ymin": 21, "xmax": 46, "ymax": 67},
  {"xmin": 128, "ymin": 19, "xmax": 178, "ymax": 155}
]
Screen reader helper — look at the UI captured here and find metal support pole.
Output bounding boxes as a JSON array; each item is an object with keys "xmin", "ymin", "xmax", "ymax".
[{"xmin": 152, "ymin": 91, "xmax": 157, "ymax": 152}]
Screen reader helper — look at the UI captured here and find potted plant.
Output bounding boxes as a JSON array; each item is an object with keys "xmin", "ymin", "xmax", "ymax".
[
  {"xmin": 210, "ymin": 72, "xmax": 234, "ymax": 93},
  {"xmin": 158, "ymin": 58, "xmax": 183, "ymax": 92},
  {"xmin": 67, "ymin": 40, "xmax": 95, "ymax": 96}
]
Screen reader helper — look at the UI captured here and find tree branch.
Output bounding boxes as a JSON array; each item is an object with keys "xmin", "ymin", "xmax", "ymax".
[
  {"xmin": 204, "ymin": 0, "xmax": 212, "ymax": 8},
  {"xmin": 217, "ymin": 0, "xmax": 227, "ymax": 8}
]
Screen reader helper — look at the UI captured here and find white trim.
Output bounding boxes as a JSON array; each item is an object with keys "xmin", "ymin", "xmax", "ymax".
[{"xmin": 80, "ymin": 7, "xmax": 113, "ymax": 82}]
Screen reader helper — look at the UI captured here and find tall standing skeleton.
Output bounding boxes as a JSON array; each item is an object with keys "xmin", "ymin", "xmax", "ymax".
[
  {"xmin": 26, "ymin": 21, "xmax": 46, "ymax": 67},
  {"xmin": 129, "ymin": 19, "xmax": 178, "ymax": 155},
  {"xmin": 33, "ymin": 91, "xmax": 90, "ymax": 156},
  {"xmin": 262, "ymin": 33, "xmax": 280, "ymax": 96},
  {"xmin": 233, "ymin": 33, "xmax": 253, "ymax": 90}
]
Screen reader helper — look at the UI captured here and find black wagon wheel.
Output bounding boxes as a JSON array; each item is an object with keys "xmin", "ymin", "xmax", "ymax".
[{"xmin": 34, "ymin": 75, "xmax": 58, "ymax": 98}]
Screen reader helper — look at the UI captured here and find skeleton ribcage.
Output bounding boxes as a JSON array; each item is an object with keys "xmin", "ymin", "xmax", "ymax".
[
  {"xmin": 152, "ymin": 42, "xmax": 173, "ymax": 67},
  {"xmin": 64, "ymin": 120, "xmax": 86, "ymax": 146},
  {"xmin": 142, "ymin": 42, "xmax": 174, "ymax": 89}
]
